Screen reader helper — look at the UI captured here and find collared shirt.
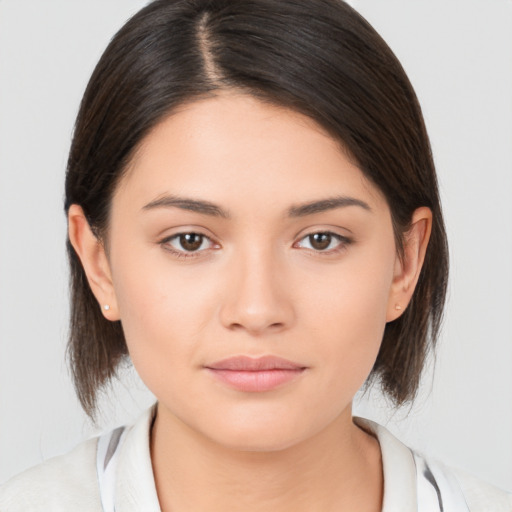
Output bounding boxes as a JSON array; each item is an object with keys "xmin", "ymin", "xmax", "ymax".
[{"xmin": 1, "ymin": 403, "xmax": 511, "ymax": 511}]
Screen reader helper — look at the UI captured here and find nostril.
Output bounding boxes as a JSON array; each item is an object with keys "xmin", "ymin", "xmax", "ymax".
[{"xmin": 227, "ymin": 321, "xmax": 284, "ymax": 334}]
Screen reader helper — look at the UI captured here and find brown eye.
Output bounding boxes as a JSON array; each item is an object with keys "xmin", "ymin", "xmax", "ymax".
[
  {"xmin": 163, "ymin": 232, "xmax": 213, "ymax": 255},
  {"xmin": 178, "ymin": 233, "xmax": 204, "ymax": 251},
  {"xmin": 295, "ymin": 231, "xmax": 350, "ymax": 253},
  {"xmin": 309, "ymin": 233, "xmax": 332, "ymax": 251}
]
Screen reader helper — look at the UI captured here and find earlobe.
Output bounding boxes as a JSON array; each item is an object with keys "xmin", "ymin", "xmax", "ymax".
[
  {"xmin": 386, "ymin": 207, "xmax": 432, "ymax": 322},
  {"xmin": 68, "ymin": 204, "xmax": 120, "ymax": 321}
]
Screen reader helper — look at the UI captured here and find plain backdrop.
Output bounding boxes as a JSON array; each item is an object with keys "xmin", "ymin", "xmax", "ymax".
[{"xmin": 1, "ymin": 0, "xmax": 511, "ymax": 490}]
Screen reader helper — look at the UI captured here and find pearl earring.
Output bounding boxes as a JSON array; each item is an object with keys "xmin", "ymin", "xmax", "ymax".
[
  {"xmin": 395, "ymin": 304, "xmax": 402, "ymax": 311},
  {"xmin": 103, "ymin": 304, "xmax": 111, "ymax": 311}
]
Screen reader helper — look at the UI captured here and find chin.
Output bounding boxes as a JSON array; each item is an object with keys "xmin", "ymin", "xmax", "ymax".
[{"xmin": 195, "ymin": 410, "xmax": 322, "ymax": 454}]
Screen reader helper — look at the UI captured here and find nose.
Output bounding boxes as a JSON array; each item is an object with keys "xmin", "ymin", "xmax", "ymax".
[{"xmin": 218, "ymin": 247, "xmax": 295, "ymax": 336}]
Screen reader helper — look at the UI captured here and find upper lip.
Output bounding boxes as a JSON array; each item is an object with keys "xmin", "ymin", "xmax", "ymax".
[{"xmin": 205, "ymin": 355, "xmax": 305, "ymax": 371}]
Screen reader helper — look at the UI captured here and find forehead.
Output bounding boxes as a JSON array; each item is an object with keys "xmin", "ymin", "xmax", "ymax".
[{"xmin": 115, "ymin": 93, "xmax": 387, "ymax": 214}]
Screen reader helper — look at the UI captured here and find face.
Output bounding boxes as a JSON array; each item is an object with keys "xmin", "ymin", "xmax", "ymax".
[{"xmin": 104, "ymin": 93, "xmax": 401, "ymax": 451}]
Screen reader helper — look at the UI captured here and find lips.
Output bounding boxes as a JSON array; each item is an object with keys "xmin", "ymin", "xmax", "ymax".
[
  {"xmin": 205, "ymin": 356, "xmax": 306, "ymax": 392},
  {"xmin": 207, "ymin": 355, "xmax": 305, "ymax": 371}
]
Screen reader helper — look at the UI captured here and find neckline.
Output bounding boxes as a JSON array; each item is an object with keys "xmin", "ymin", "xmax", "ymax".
[{"xmin": 111, "ymin": 406, "xmax": 419, "ymax": 512}]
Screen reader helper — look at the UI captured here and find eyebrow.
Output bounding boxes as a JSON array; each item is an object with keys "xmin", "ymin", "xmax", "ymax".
[
  {"xmin": 142, "ymin": 194, "xmax": 371, "ymax": 218},
  {"xmin": 287, "ymin": 196, "xmax": 372, "ymax": 217},
  {"xmin": 142, "ymin": 195, "xmax": 230, "ymax": 218}
]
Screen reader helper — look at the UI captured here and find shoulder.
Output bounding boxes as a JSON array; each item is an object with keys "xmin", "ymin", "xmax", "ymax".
[
  {"xmin": 355, "ymin": 416, "xmax": 512, "ymax": 512},
  {"xmin": 445, "ymin": 463, "xmax": 512, "ymax": 512},
  {"xmin": 410, "ymin": 444, "xmax": 512, "ymax": 511},
  {"xmin": 0, "ymin": 437, "xmax": 101, "ymax": 512},
  {"xmin": 0, "ymin": 404, "xmax": 159, "ymax": 512}
]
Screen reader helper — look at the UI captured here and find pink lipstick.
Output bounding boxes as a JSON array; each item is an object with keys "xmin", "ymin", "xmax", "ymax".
[{"xmin": 205, "ymin": 356, "xmax": 306, "ymax": 392}]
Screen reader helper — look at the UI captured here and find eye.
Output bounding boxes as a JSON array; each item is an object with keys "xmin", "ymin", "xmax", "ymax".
[
  {"xmin": 161, "ymin": 232, "xmax": 216, "ymax": 256},
  {"xmin": 295, "ymin": 232, "xmax": 350, "ymax": 253}
]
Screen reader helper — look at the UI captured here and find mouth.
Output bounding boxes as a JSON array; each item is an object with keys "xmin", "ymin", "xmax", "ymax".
[{"xmin": 204, "ymin": 355, "xmax": 307, "ymax": 392}]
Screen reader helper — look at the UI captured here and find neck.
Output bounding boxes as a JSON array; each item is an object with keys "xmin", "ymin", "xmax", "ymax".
[{"xmin": 150, "ymin": 403, "xmax": 383, "ymax": 512}]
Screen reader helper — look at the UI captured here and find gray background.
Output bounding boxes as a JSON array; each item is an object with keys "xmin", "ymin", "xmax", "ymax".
[{"xmin": 1, "ymin": 0, "xmax": 511, "ymax": 490}]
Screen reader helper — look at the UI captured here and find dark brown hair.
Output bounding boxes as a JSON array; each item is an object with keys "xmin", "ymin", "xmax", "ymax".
[{"xmin": 65, "ymin": 0, "xmax": 448, "ymax": 420}]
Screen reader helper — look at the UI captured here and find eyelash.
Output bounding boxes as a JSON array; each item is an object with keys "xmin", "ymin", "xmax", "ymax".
[
  {"xmin": 159, "ymin": 231, "xmax": 352, "ymax": 259},
  {"xmin": 293, "ymin": 232, "xmax": 352, "ymax": 254},
  {"xmin": 160, "ymin": 232, "xmax": 217, "ymax": 259}
]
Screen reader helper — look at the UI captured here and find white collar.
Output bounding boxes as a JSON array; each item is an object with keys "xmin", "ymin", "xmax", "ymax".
[
  {"xmin": 97, "ymin": 404, "xmax": 468, "ymax": 512},
  {"xmin": 354, "ymin": 417, "xmax": 418, "ymax": 511}
]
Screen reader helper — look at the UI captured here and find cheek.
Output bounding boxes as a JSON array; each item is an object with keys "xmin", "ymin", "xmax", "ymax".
[
  {"xmin": 108, "ymin": 248, "xmax": 217, "ymax": 385},
  {"xmin": 307, "ymin": 244, "xmax": 394, "ymax": 322},
  {"xmin": 299, "ymin": 245, "xmax": 395, "ymax": 382}
]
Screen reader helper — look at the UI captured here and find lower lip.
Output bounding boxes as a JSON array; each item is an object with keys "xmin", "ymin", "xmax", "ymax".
[{"xmin": 206, "ymin": 368, "xmax": 305, "ymax": 392}]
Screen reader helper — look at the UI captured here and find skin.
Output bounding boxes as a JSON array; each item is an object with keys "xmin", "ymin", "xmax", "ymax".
[{"xmin": 69, "ymin": 93, "xmax": 431, "ymax": 512}]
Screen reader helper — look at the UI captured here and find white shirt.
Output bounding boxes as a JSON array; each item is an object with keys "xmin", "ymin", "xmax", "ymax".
[{"xmin": 1, "ymin": 403, "xmax": 511, "ymax": 511}]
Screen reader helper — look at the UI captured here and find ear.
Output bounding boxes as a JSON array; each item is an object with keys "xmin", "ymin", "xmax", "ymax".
[
  {"xmin": 386, "ymin": 207, "xmax": 432, "ymax": 322},
  {"xmin": 68, "ymin": 204, "xmax": 120, "ymax": 321}
]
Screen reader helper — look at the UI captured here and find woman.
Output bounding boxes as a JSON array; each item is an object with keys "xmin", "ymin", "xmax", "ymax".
[{"xmin": 1, "ymin": 0, "xmax": 510, "ymax": 510}]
